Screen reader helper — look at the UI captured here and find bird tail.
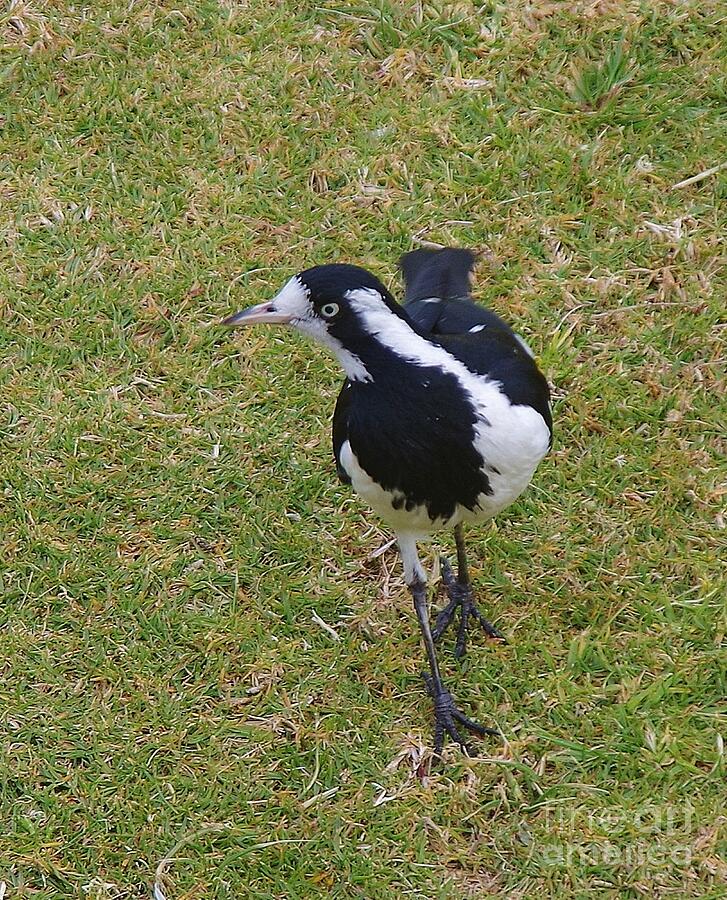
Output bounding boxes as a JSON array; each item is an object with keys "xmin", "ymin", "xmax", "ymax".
[{"xmin": 399, "ymin": 247, "xmax": 477, "ymax": 304}]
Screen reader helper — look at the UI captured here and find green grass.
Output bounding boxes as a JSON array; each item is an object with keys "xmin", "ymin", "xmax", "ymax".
[{"xmin": 2, "ymin": 1, "xmax": 725, "ymax": 897}]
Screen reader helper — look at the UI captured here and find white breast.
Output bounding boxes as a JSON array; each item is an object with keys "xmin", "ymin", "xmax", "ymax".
[
  {"xmin": 340, "ymin": 400, "xmax": 549, "ymax": 539},
  {"xmin": 339, "ymin": 439, "xmax": 453, "ymax": 535},
  {"xmin": 467, "ymin": 401, "xmax": 550, "ymax": 521}
]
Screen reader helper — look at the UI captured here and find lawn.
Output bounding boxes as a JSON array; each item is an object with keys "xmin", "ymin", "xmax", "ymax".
[{"xmin": 1, "ymin": 1, "xmax": 725, "ymax": 897}]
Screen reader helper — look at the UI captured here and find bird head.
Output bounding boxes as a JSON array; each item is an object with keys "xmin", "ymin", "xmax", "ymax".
[{"xmin": 223, "ymin": 264, "xmax": 409, "ymax": 381}]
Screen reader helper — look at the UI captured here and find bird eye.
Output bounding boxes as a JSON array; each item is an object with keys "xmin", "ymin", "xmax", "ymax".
[{"xmin": 320, "ymin": 302, "xmax": 339, "ymax": 318}]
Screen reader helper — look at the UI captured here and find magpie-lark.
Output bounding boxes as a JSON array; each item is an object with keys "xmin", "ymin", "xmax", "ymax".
[{"xmin": 223, "ymin": 248, "xmax": 552, "ymax": 755}]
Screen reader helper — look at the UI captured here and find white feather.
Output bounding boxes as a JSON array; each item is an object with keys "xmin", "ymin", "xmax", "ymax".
[
  {"xmin": 344, "ymin": 287, "xmax": 550, "ymax": 527},
  {"xmin": 275, "ymin": 276, "xmax": 372, "ymax": 382}
]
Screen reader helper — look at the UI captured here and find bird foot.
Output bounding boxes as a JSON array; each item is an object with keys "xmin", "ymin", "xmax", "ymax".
[
  {"xmin": 423, "ymin": 672, "xmax": 500, "ymax": 757},
  {"xmin": 432, "ymin": 557, "xmax": 506, "ymax": 657}
]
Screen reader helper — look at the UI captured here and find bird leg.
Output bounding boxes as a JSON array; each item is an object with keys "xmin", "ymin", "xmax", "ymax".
[
  {"xmin": 432, "ymin": 524, "xmax": 505, "ymax": 658},
  {"xmin": 409, "ymin": 578, "xmax": 500, "ymax": 757}
]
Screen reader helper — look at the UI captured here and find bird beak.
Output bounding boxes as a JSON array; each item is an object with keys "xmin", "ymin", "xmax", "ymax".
[{"xmin": 221, "ymin": 301, "xmax": 294, "ymax": 327}]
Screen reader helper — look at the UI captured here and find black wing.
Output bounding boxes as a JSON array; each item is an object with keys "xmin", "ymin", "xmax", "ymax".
[
  {"xmin": 440, "ymin": 330, "xmax": 552, "ymax": 436},
  {"xmin": 400, "ymin": 246, "xmax": 552, "ymax": 439}
]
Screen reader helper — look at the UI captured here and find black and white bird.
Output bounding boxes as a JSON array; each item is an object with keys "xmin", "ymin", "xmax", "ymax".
[{"xmin": 223, "ymin": 248, "xmax": 552, "ymax": 755}]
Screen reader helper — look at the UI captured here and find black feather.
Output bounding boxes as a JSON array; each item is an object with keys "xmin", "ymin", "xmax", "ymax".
[
  {"xmin": 439, "ymin": 330, "xmax": 552, "ymax": 436},
  {"xmin": 399, "ymin": 247, "xmax": 552, "ymax": 438},
  {"xmin": 400, "ymin": 248, "xmax": 476, "ymax": 303},
  {"xmin": 332, "ymin": 381, "xmax": 352, "ymax": 484},
  {"xmin": 401, "ymin": 247, "xmax": 515, "ymax": 337},
  {"xmin": 336, "ymin": 350, "xmax": 492, "ymax": 520},
  {"xmin": 332, "ymin": 247, "xmax": 552, "ymax": 487}
]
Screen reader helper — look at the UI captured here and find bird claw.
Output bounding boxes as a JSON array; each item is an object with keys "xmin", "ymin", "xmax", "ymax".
[
  {"xmin": 422, "ymin": 673, "xmax": 500, "ymax": 757},
  {"xmin": 432, "ymin": 557, "xmax": 506, "ymax": 656}
]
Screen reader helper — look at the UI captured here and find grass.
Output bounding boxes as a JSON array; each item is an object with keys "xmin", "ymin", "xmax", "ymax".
[{"xmin": 1, "ymin": 0, "xmax": 725, "ymax": 896}]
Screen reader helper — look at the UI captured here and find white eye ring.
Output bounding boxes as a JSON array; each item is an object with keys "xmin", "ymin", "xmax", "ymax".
[{"xmin": 320, "ymin": 302, "xmax": 339, "ymax": 318}]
